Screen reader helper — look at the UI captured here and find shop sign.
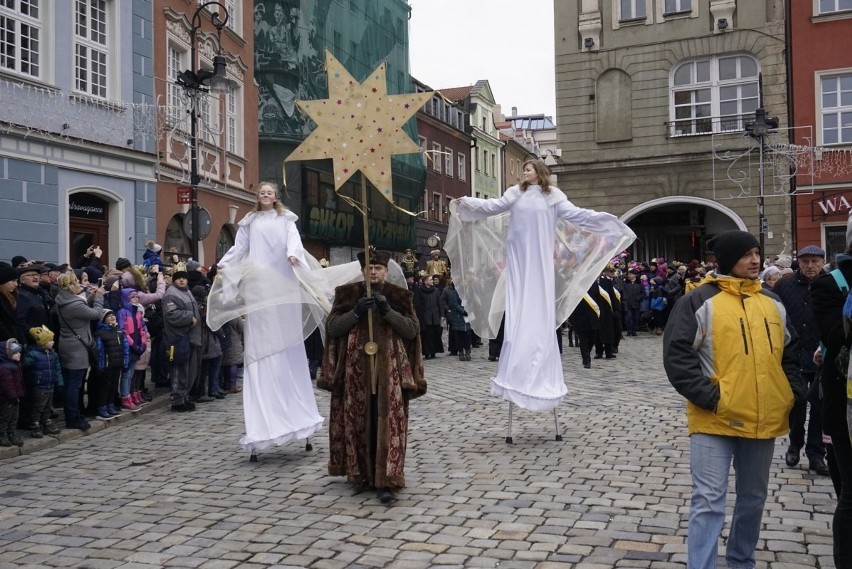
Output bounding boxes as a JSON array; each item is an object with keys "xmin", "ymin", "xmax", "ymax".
[
  {"xmin": 69, "ymin": 193, "xmax": 107, "ymax": 220},
  {"xmin": 811, "ymin": 191, "xmax": 852, "ymax": 221},
  {"xmin": 306, "ymin": 206, "xmax": 414, "ymax": 250}
]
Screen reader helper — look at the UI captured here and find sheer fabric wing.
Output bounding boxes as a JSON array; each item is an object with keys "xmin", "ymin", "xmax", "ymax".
[
  {"xmin": 445, "ymin": 199, "xmax": 635, "ymax": 339},
  {"xmin": 206, "ymin": 254, "xmax": 362, "ymax": 362}
]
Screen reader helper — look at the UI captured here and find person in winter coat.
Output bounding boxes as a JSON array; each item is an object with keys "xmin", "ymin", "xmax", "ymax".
[
  {"xmin": 0, "ymin": 338, "xmax": 25, "ymax": 446},
  {"xmin": 220, "ymin": 317, "xmax": 244, "ymax": 394},
  {"xmin": 116, "ymin": 288, "xmax": 148, "ymax": 411},
  {"xmin": 23, "ymin": 326, "xmax": 63, "ymax": 437},
  {"xmin": 193, "ymin": 285, "xmax": 225, "ymax": 400},
  {"xmin": 648, "ymin": 276, "xmax": 668, "ymax": 334},
  {"xmin": 0, "ymin": 263, "xmax": 25, "ymax": 344},
  {"xmin": 55, "ymin": 272, "xmax": 105, "ymax": 430},
  {"xmin": 414, "ymin": 274, "xmax": 443, "ymax": 359},
  {"xmin": 568, "ymin": 284, "xmax": 601, "ymax": 369},
  {"xmin": 16, "ymin": 264, "xmax": 55, "ymax": 341},
  {"xmin": 810, "ymin": 231, "xmax": 852, "ymax": 568},
  {"xmin": 93, "ymin": 309, "xmax": 129, "ymax": 419},
  {"xmin": 621, "ymin": 270, "xmax": 645, "ymax": 337},
  {"xmin": 442, "ymin": 276, "xmax": 471, "ymax": 361},
  {"xmin": 162, "ymin": 264, "xmax": 201, "ymax": 412},
  {"xmin": 142, "ymin": 240, "xmax": 167, "ymax": 273},
  {"xmin": 664, "ymin": 230, "xmax": 804, "ymax": 569}
]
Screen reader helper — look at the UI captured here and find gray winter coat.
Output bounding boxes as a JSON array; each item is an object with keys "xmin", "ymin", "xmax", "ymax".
[
  {"xmin": 55, "ymin": 289, "xmax": 104, "ymax": 370},
  {"xmin": 163, "ymin": 285, "xmax": 201, "ymax": 347},
  {"xmin": 220, "ymin": 317, "xmax": 244, "ymax": 366}
]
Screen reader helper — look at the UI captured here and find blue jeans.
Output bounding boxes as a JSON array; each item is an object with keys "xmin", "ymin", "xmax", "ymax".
[
  {"xmin": 688, "ymin": 434, "xmax": 775, "ymax": 569},
  {"xmin": 62, "ymin": 368, "xmax": 87, "ymax": 424},
  {"xmin": 119, "ymin": 354, "xmax": 140, "ymax": 397}
]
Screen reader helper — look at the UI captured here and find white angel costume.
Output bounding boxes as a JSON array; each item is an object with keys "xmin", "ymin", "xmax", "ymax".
[
  {"xmin": 209, "ymin": 209, "xmax": 361, "ymax": 453},
  {"xmin": 446, "ymin": 185, "xmax": 635, "ymax": 412}
]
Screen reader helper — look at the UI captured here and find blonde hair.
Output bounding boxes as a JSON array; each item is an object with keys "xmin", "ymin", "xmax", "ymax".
[
  {"xmin": 520, "ymin": 159, "xmax": 552, "ymax": 193},
  {"xmin": 57, "ymin": 271, "xmax": 79, "ymax": 290},
  {"xmin": 0, "ymin": 285, "xmax": 15, "ymax": 310},
  {"xmin": 254, "ymin": 181, "xmax": 286, "ymax": 215}
]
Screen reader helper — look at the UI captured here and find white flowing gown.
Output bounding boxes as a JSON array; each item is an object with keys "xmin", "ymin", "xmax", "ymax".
[
  {"xmin": 456, "ymin": 186, "xmax": 633, "ymax": 412},
  {"xmin": 217, "ymin": 209, "xmax": 323, "ymax": 452}
]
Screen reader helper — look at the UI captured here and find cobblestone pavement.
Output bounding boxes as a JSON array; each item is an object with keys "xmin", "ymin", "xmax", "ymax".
[{"xmin": 0, "ymin": 333, "xmax": 838, "ymax": 568}]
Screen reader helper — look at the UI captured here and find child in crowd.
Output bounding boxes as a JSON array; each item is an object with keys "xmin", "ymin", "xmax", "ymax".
[
  {"xmin": 117, "ymin": 289, "xmax": 148, "ymax": 410},
  {"xmin": 220, "ymin": 317, "xmax": 244, "ymax": 394},
  {"xmin": 0, "ymin": 339, "xmax": 25, "ymax": 446},
  {"xmin": 23, "ymin": 326, "xmax": 63, "ymax": 437},
  {"xmin": 142, "ymin": 240, "xmax": 167, "ymax": 273},
  {"xmin": 94, "ymin": 309, "xmax": 129, "ymax": 419}
]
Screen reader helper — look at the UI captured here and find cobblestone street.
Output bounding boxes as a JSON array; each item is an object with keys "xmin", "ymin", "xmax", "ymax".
[{"xmin": 0, "ymin": 334, "xmax": 838, "ymax": 568}]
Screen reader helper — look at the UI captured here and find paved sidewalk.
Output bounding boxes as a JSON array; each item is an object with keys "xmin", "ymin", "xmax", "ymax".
[{"xmin": 0, "ymin": 334, "xmax": 838, "ymax": 568}]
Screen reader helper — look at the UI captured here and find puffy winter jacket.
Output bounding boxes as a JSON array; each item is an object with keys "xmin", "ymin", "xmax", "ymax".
[
  {"xmin": 23, "ymin": 346, "xmax": 64, "ymax": 390},
  {"xmin": 0, "ymin": 355, "xmax": 25, "ymax": 402},
  {"xmin": 116, "ymin": 289, "xmax": 149, "ymax": 356},
  {"xmin": 94, "ymin": 322, "xmax": 129, "ymax": 371},
  {"xmin": 663, "ymin": 273, "xmax": 804, "ymax": 439}
]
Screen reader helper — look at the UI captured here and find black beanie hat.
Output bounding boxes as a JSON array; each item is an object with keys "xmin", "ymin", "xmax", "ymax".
[
  {"xmin": 10, "ymin": 255, "xmax": 27, "ymax": 268},
  {"xmin": 707, "ymin": 230, "xmax": 760, "ymax": 276},
  {"xmin": 115, "ymin": 257, "xmax": 132, "ymax": 271},
  {"xmin": 0, "ymin": 262, "xmax": 17, "ymax": 285}
]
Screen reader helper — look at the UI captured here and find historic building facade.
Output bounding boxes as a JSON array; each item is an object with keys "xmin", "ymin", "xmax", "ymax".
[
  {"xmin": 154, "ymin": 0, "xmax": 258, "ymax": 266},
  {"xmin": 255, "ymin": 0, "xmax": 424, "ymax": 264},
  {"xmin": 0, "ymin": 0, "xmax": 157, "ymax": 266},
  {"xmin": 789, "ymin": 1, "xmax": 852, "ymax": 261},
  {"xmin": 554, "ymin": 1, "xmax": 789, "ymax": 263}
]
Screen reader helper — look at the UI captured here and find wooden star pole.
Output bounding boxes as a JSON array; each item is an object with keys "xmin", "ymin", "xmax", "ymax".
[{"xmin": 285, "ymin": 51, "xmax": 432, "ymax": 394}]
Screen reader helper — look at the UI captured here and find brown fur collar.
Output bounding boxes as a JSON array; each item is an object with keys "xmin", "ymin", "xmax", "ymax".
[{"xmin": 332, "ymin": 281, "xmax": 413, "ymax": 314}]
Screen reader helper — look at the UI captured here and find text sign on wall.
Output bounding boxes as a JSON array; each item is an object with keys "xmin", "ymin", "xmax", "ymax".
[
  {"xmin": 177, "ymin": 186, "xmax": 192, "ymax": 205},
  {"xmin": 811, "ymin": 191, "xmax": 852, "ymax": 221},
  {"xmin": 69, "ymin": 193, "xmax": 107, "ymax": 220}
]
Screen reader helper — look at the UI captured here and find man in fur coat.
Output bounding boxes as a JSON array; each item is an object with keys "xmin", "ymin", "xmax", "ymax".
[{"xmin": 319, "ymin": 248, "xmax": 426, "ymax": 505}]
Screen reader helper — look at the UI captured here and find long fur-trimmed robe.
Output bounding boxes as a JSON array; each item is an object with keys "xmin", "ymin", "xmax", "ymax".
[{"xmin": 319, "ymin": 280, "xmax": 426, "ymax": 490}]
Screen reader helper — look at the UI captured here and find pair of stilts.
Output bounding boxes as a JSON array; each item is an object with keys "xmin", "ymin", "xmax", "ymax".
[
  {"xmin": 249, "ymin": 439, "xmax": 313, "ymax": 462},
  {"xmin": 505, "ymin": 402, "xmax": 563, "ymax": 444}
]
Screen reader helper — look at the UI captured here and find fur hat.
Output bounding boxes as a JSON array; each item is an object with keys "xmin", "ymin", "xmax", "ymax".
[
  {"xmin": 4, "ymin": 338, "xmax": 22, "ymax": 358},
  {"xmin": 57, "ymin": 271, "xmax": 79, "ymax": 289},
  {"xmin": 145, "ymin": 239, "xmax": 163, "ymax": 253},
  {"xmin": 186, "ymin": 260, "xmax": 201, "ymax": 272},
  {"xmin": 18, "ymin": 264, "xmax": 46, "ymax": 277},
  {"xmin": 171, "ymin": 262, "xmax": 189, "ymax": 280},
  {"xmin": 0, "ymin": 262, "xmax": 17, "ymax": 285},
  {"xmin": 356, "ymin": 247, "xmax": 390, "ymax": 268},
  {"xmin": 707, "ymin": 230, "xmax": 760, "ymax": 275},
  {"xmin": 29, "ymin": 325, "xmax": 54, "ymax": 347},
  {"xmin": 101, "ymin": 308, "xmax": 115, "ymax": 323}
]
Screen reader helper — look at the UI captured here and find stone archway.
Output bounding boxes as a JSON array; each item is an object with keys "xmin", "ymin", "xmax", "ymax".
[{"xmin": 621, "ymin": 196, "xmax": 745, "ymax": 263}]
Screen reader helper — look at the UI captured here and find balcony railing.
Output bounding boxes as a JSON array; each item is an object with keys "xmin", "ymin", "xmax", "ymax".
[{"xmin": 665, "ymin": 114, "xmax": 752, "ymax": 138}]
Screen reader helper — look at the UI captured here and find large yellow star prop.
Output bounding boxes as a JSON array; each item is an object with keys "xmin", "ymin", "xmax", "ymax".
[{"xmin": 285, "ymin": 50, "xmax": 432, "ymax": 203}]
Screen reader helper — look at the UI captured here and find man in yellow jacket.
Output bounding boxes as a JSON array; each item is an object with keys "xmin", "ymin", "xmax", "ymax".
[{"xmin": 663, "ymin": 230, "xmax": 804, "ymax": 569}]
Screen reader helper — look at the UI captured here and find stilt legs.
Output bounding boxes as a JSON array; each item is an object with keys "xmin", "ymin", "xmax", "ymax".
[
  {"xmin": 553, "ymin": 408, "xmax": 563, "ymax": 441},
  {"xmin": 305, "ymin": 438, "xmax": 313, "ymax": 451},
  {"xmin": 249, "ymin": 452, "xmax": 257, "ymax": 462},
  {"xmin": 506, "ymin": 402, "xmax": 513, "ymax": 444}
]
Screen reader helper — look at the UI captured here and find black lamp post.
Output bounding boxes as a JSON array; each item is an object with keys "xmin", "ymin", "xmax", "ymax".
[
  {"xmin": 176, "ymin": 1, "xmax": 230, "ymax": 261},
  {"xmin": 745, "ymin": 104, "xmax": 779, "ymax": 258}
]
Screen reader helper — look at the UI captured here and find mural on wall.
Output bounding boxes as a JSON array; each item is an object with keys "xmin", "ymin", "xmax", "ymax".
[{"xmin": 254, "ymin": 0, "xmax": 405, "ymax": 138}]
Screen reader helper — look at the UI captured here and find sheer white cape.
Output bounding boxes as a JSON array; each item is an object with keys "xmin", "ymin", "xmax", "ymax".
[{"xmin": 445, "ymin": 186, "xmax": 636, "ymax": 343}]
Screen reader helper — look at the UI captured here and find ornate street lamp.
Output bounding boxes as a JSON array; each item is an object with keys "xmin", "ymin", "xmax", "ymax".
[{"xmin": 176, "ymin": 1, "xmax": 230, "ymax": 261}]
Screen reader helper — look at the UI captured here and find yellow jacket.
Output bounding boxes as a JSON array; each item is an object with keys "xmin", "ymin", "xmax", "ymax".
[{"xmin": 663, "ymin": 273, "xmax": 803, "ymax": 438}]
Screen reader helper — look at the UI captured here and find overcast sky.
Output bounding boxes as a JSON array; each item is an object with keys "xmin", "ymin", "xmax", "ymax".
[{"xmin": 407, "ymin": 0, "xmax": 557, "ymax": 121}]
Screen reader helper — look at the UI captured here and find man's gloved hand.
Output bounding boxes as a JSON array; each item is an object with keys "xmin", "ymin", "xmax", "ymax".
[
  {"xmin": 353, "ymin": 296, "xmax": 375, "ymax": 318},
  {"xmin": 373, "ymin": 293, "xmax": 391, "ymax": 315}
]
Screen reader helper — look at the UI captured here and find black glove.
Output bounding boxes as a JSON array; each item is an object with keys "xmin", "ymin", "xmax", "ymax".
[
  {"xmin": 353, "ymin": 296, "xmax": 375, "ymax": 318},
  {"xmin": 462, "ymin": 309, "xmax": 468, "ymax": 316},
  {"xmin": 373, "ymin": 292, "xmax": 391, "ymax": 316}
]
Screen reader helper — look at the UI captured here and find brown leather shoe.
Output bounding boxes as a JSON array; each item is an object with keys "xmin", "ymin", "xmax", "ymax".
[{"xmin": 228, "ymin": 386, "xmax": 242, "ymax": 394}]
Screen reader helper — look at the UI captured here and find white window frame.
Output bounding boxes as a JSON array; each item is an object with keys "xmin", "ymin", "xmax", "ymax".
[
  {"xmin": 74, "ymin": 0, "xmax": 113, "ymax": 100},
  {"xmin": 166, "ymin": 43, "xmax": 186, "ymax": 126},
  {"xmin": 226, "ymin": 83, "xmax": 242, "ymax": 155},
  {"xmin": 817, "ymin": 69, "xmax": 852, "ymax": 146},
  {"xmin": 669, "ymin": 54, "xmax": 760, "ymax": 137},
  {"xmin": 0, "ymin": 0, "xmax": 42, "ymax": 79},
  {"xmin": 618, "ymin": 0, "xmax": 646, "ymax": 21},
  {"xmin": 817, "ymin": 0, "xmax": 852, "ymax": 15},
  {"xmin": 418, "ymin": 135, "xmax": 427, "ymax": 166},
  {"xmin": 458, "ymin": 153, "xmax": 466, "ymax": 181},
  {"xmin": 663, "ymin": 0, "xmax": 692, "ymax": 15},
  {"xmin": 432, "ymin": 141, "xmax": 441, "ymax": 173},
  {"xmin": 445, "ymin": 148, "xmax": 453, "ymax": 178}
]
